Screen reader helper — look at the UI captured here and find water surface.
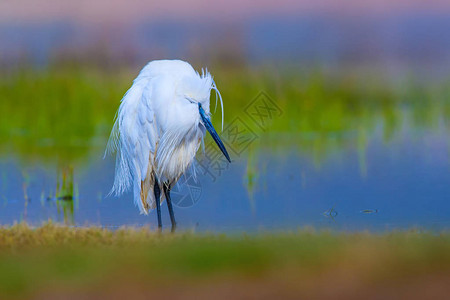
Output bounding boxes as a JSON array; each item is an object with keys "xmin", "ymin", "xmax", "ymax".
[
  {"xmin": 1, "ymin": 70, "xmax": 449, "ymax": 232},
  {"xmin": 1, "ymin": 121, "xmax": 449, "ymax": 232}
]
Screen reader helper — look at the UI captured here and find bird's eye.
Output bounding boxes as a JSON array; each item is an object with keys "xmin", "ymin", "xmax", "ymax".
[{"xmin": 185, "ymin": 97, "xmax": 196, "ymax": 104}]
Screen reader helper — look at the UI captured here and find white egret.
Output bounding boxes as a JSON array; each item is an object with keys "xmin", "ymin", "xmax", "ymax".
[{"xmin": 105, "ymin": 60, "xmax": 231, "ymax": 231}]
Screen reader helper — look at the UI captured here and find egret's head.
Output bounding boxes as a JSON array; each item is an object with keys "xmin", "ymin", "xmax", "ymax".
[
  {"xmin": 181, "ymin": 69, "xmax": 215, "ymax": 112},
  {"xmin": 181, "ymin": 69, "xmax": 230, "ymax": 163}
]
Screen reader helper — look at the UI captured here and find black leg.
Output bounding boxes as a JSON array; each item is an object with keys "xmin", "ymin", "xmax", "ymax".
[
  {"xmin": 164, "ymin": 183, "xmax": 177, "ymax": 232},
  {"xmin": 154, "ymin": 178, "xmax": 162, "ymax": 229}
]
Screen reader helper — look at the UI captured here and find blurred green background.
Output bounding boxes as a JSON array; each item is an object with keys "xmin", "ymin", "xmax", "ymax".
[{"xmin": 1, "ymin": 1, "xmax": 450, "ymax": 299}]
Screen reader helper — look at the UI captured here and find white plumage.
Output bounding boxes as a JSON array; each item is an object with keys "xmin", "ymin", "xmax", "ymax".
[{"xmin": 106, "ymin": 60, "xmax": 225, "ymax": 216}]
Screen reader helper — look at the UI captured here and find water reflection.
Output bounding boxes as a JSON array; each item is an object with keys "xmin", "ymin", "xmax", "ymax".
[
  {"xmin": 56, "ymin": 165, "xmax": 75, "ymax": 224},
  {"xmin": 244, "ymin": 145, "xmax": 258, "ymax": 214},
  {"xmin": 0, "ymin": 122, "xmax": 449, "ymax": 231}
]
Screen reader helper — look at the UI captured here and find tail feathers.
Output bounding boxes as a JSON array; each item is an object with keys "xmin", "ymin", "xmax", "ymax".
[
  {"xmin": 133, "ymin": 181, "xmax": 147, "ymax": 215},
  {"xmin": 134, "ymin": 172, "xmax": 165, "ymax": 215}
]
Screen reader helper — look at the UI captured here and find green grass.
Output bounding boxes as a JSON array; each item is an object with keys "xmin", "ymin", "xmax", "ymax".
[
  {"xmin": 1, "ymin": 66, "xmax": 449, "ymax": 164},
  {"xmin": 0, "ymin": 223, "xmax": 449, "ymax": 298}
]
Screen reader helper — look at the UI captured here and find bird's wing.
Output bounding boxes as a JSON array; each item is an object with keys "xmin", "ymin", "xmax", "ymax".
[{"xmin": 106, "ymin": 76, "xmax": 160, "ymax": 214}]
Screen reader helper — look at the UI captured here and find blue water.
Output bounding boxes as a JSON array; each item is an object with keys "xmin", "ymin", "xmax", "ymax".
[{"xmin": 1, "ymin": 121, "xmax": 449, "ymax": 232}]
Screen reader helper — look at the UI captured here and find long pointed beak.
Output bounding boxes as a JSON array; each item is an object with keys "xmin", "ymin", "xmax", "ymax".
[{"xmin": 199, "ymin": 103, "xmax": 231, "ymax": 163}]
